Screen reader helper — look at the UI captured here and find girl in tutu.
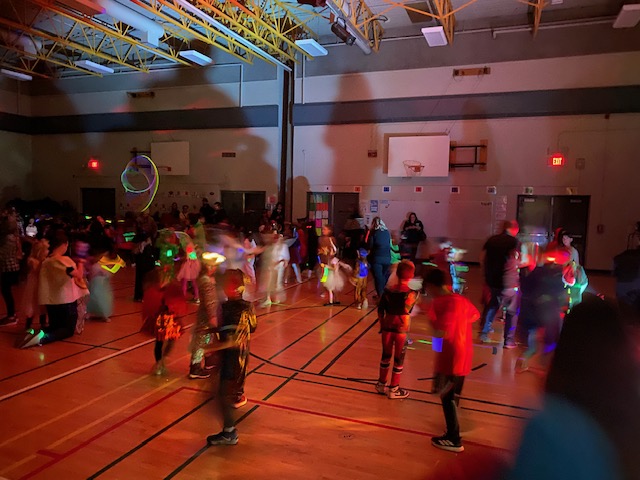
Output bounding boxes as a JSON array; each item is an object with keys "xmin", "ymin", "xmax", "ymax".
[
  {"xmin": 177, "ymin": 242, "xmax": 200, "ymax": 303},
  {"xmin": 321, "ymin": 257, "xmax": 351, "ymax": 306},
  {"xmin": 21, "ymin": 239, "xmax": 49, "ymax": 332},
  {"xmin": 86, "ymin": 248, "xmax": 125, "ymax": 322}
]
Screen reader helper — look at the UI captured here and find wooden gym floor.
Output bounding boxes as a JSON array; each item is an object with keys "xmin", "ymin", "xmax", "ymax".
[{"xmin": 0, "ymin": 267, "xmax": 614, "ymax": 479}]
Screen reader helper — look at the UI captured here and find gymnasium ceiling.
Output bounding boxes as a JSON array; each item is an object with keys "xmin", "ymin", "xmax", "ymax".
[{"xmin": 0, "ymin": 0, "xmax": 634, "ymax": 79}]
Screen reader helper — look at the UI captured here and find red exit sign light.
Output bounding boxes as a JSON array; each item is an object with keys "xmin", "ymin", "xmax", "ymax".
[{"xmin": 549, "ymin": 154, "xmax": 565, "ymax": 167}]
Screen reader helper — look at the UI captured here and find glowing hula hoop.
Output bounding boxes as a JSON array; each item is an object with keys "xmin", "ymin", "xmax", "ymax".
[{"xmin": 121, "ymin": 155, "xmax": 159, "ymax": 212}]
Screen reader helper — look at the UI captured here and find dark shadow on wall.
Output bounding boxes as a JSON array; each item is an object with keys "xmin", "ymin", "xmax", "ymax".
[
  {"xmin": 320, "ymin": 72, "xmax": 377, "ymax": 235},
  {"xmin": 28, "ymin": 62, "xmax": 278, "ymax": 224}
]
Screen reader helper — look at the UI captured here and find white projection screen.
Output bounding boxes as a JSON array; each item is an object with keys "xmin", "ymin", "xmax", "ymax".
[{"xmin": 387, "ymin": 135, "xmax": 450, "ymax": 177}]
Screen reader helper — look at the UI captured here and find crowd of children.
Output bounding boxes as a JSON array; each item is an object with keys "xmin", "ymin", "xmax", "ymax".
[{"xmin": 4, "ymin": 202, "xmax": 638, "ymax": 466}]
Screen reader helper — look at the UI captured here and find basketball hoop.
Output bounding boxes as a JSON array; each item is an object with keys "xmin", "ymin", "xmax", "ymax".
[{"xmin": 403, "ymin": 160, "xmax": 425, "ymax": 176}]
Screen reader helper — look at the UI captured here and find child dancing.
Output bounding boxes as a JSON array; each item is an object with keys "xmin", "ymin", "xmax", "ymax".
[
  {"xmin": 351, "ymin": 248, "xmax": 369, "ymax": 309},
  {"xmin": 207, "ymin": 269, "xmax": 257, "ymax": 446},
  {"xmin": 21, "ymin": 239, "xmax": 49, "ymax": 332},
  {"xmin": 375, "ymin": 260, "xmax": 420, "ymax": 399},
  {"xmin": 189, "ymin": 252, "xmax": 225, "ymax": 380},
  {"xmin": 423, "ymin": 268, "xmax": 480, "ymax": 453}
]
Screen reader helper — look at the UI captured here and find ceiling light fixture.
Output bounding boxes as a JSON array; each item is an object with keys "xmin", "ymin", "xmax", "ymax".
[
  {"xmin": 75, "ymin": 60, "xmax": 115, "ymax": 74},
  {"xmin": 613, "ymin": 3, "xmax": 640, "ymax": 28},
  {"xmin": 178, "ymin": 49, "xmax": 214, "ymax": 65},
  {"xmin": 331, "ymin": 22, "xmax": 355, "ymax": 45},
  {"xmin": 0, "ymin": 68, "xmax": 32, "ymax": 81},
  {"xmin": 294, "ymin": 39, "xmax": 328, "ymax": 57},
  {"xmin": 421, "ymin": 26, "xmax": 448, "ymax": 46}
]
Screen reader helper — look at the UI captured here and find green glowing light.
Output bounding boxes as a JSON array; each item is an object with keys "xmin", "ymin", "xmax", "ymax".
[{"xmin": 166, "ymin": 249, "xmax": 173, "ymax": 257}]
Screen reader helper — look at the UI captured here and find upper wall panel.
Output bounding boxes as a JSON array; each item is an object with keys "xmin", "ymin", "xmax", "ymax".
[{"xmin": 305, "ymin": 23, "xmax": 640, "ymax": 77}]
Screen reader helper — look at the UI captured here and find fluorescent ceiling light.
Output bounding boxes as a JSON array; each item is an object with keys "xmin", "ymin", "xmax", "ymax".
[
  {"xmin": 295, "ymin": 39, "xmax": 328, "ymax": 57},
  {"xmin": 76, "ymin": 59, "xmax": 115, "ymax": 74},
  {"xmin": 0, "ymin": 68, "xmax": 32, "ymax": 81},
  {"xmin": 421, "ymin": 26, "xmax": 448, "ymax": 47},
  {"xmin": 613, "ymin": 4, "xmax": 640, "ymax": 28},
  {"xmin": 178, "ymin": 49, "xmax": 213, "ymax": 65}
]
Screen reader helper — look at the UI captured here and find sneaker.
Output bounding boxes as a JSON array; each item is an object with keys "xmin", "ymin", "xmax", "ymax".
[
  {"xmin": 375, "ymin": 382, "xmax": 386, "ymax": 395},
  {"xmin": 387, "ymin": 386, "xmax": 409, "ymax": 399},
  {"xmin": 362, "ymin": 300, "xmax": 368, "ymax": 309},
  {"xmin": 515, "ymin": 357, "xmax": 528, "ymax": 373},
  {"xmin": 431, "ymin": 434, "xmax": 464, "ymax": 453},
  {"xmin": 356, "ymin": 304, "xmax": 362, "ymax": 310},
  {"xmin": 207, "ymin": 429, "xmax": 239, "ymax": 446},
  {"xmin": 204, "ymin": 355, "xmax": 216, "ymax": 371},
  {"xmin": 189, "ymin": 365, "xmax": 211, "ymax": 379},
  {"xmin": 503, "ymin": 340, "xmax": 517, "ymax": 349},
  {"xmin": 405, "ymin": 337, "xmax": 414, "ymax": 346},
  {"xmin": 152, "ymin": 361, "xmax": 166, "ymax": 376},
  {"xmin": 19, "ymin": 330, "xmax": 44, "ymax": 349},
  {"xmin": 0, "ymin": 316, "xmax": 17, "ymax": 326},
  {"xmin": 232, "ymin": 395, "xmax": 247, "ymax": 408},
  {"xmin": 479, "ymin": 335, "xmax": 491, "ymax": 344}
]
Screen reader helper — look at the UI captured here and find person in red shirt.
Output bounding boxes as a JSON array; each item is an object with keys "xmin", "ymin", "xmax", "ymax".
[
  {"xmin": 375, "ymin": 260, "xmax": 420, "ymax": 399},
  {"xmin": 424, "ymin": 268, "xmax": 480, "ymax": 453}
]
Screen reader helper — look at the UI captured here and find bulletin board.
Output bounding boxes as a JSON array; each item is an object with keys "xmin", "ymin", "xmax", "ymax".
[{"xmin": 307, "ymin": 193, "xmax": 332, "ymax": 236}]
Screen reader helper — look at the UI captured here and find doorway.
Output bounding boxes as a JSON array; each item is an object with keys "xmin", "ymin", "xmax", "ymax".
[
  {"xmin": 516, "ymin": 195, "xmax": 590, "ymax": 264},
  {"xmin": 306, "ymin": 192, "xmax": 360, "ymax": 237},
  {"xmin": 221, "ymin": 190, "xmax": 266, "ymax": 231},
  {"xmin": 81, "ymin": 188, "xmax": 116, "ymax": 218}
]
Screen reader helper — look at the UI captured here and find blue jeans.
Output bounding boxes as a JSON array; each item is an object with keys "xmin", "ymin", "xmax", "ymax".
[
  {"xmin": 371, "ymin": 262, "xmax": 390, "ymax": 297},
  {"xmin": 481, "ymin": 287, "xmax": 519, "ymax": 343}
]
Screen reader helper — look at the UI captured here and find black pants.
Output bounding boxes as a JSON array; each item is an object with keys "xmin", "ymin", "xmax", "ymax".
[
  {"xmin": 439, "ymin": 375, "xmax": 465, "ymax": 440},
  {"xmin": 134, "ymin": 265, "xmax": 153, "ymax": 301},
  {"xmin": 0, "ymin": 270, "xmax": 19, "ymax": 317},
  {"xmin": 43, "ymin": 302, "xmax": 78, "ymax": 344},
  {"xmin": 217, "ymin": 346, "xmax": 249, "ymax": 428}
]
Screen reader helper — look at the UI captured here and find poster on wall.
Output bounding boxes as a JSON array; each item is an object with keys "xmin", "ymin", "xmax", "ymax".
[{"xmin": 370, "ymin": 200, "xmax": 379, "ymax": 213}]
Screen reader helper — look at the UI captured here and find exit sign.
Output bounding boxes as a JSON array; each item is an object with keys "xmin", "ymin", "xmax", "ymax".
[{"xmin": 549, "ymin": 153, "xmax": 565, "ymax": 167}]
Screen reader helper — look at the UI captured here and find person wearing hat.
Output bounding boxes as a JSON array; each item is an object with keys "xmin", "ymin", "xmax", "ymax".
[
  {"xmin": 351, "ymin": 248, "xmax": 370, "ymax": 309},
  {"xmin": 188, "ymin": 251, "xmax": 225, "ymax": 379}
]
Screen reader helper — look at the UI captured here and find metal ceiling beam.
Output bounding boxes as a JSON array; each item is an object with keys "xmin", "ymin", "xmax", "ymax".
[
  {"xmin": 0, "ymin": 41, "xmax": 100, "ymax": 76},
  {"xmin": 0, "ymin": 52, "xmax": 51, "ymax": 78},
  {"xmin": 172, "ymin": 0, "xmax": 291, "ymax": 70},
  {"xmin": 432, "ymin": 0, "xmax": 454, "ymax": 45},
  {"xmin": 520, "ymin": 0, "xmax": 548, "ymax": 36},
  {"xmin": 325, "ymin": 0, "xmax": 384, "ymax": 53},
  {"xmin": 25, "ymin": 0, "xmax": 191, "ymax": 67},
  {"xmin": 0, "ymin": 3, "xmax": 154, "ymax": 74},
  {"xmin": 130, "ymin": 0, "xmax": 256, "ymax": 64},
  {"xmin": 192, "ymin": 0, "xmax": 315, "ymax": 61}
]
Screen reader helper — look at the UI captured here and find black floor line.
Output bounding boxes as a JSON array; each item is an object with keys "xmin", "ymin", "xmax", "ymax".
[
  {"xmin": 61, "ymin": 340, "xmax": 121, "ymax": 351},
  {"xmin": 253, "ymin": 370, "xmax": 531, "ymax": 420},
  {"xmin": 0, "ymin": 346, "xmax": 96, "ymax": 383},
  {"xmin": 97, "ymin": 297, "xmax": 369, "ymax": 478},
  {"xmin": 318, "ymin": 315, "xmax": 378, "ymax": 375}
]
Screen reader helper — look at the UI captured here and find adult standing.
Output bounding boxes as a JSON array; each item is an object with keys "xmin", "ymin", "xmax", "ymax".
[
  {"xmin": 400, "ymin": 212, "xmax": 425, "ymax": 261},
  {"xmin": 270, "ymin": 203, "xmax": 285, "ymax": 232},
  {"xmin": 479, "ymin": 220, "xmax": 521, "ymax": 348},
  {"xmin": 200, "ymin": 198, "xmax": 215, "ymax": 224},
  {"xmin": 0, "ymin": 217, "xmax": 22, "ymax": 325},
  {"xmin": 367, "ymin": 217, "xmax": 392, "ymax": 298}
]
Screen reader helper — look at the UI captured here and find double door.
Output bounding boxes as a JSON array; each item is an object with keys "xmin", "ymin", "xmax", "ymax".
[{"xmin": 516, "ymin": 195, "xmax": 590, "ymax": 264}]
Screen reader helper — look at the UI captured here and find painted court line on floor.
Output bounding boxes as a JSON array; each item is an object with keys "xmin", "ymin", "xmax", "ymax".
[
  {"xmin": 15, "ymin": 385, "xmax": 203, "ymax": 480},
  {"xmin": 0, "ymin": 337, "xmax": 155, "ymax": 403},
  {"xmin": 248, "ymin": 398, "xmax": 511, "ymax": 453}
]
